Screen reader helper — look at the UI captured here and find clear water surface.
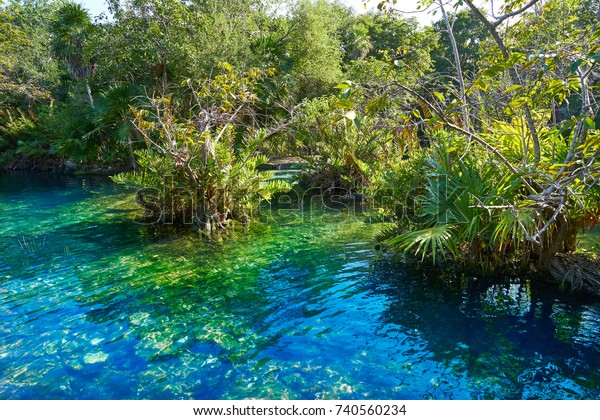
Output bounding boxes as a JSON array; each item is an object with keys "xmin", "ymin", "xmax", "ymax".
[{"xmin": 0, "ymin": 173, "xmax": 599, "ymax": 399}]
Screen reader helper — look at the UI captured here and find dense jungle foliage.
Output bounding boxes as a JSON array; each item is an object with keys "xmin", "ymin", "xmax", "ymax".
[{"xmin": 1, "ymin": 0, "xmax": 600, "ymax": 294}]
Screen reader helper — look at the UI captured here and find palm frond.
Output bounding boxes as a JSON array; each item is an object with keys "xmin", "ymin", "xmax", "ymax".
[
  {"xmin": 50, "ymin": 1, "xmax": 93, "ymax": 80},
  {"xmin": 490, "ymin": 207, "xmax": 536, "ymax": 252},
  {"xmin": 375, "ymin": 225, "xmax": 401, "ymax": 243},
  {"xmin": 387, "ymin": 224, "xmax": 458, "ymax": 264}
]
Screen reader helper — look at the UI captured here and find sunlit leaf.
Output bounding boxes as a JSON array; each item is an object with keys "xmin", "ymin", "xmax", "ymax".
[{"xmin": 344, "ymin": 110, "xmax": 356, "ymax": 120}]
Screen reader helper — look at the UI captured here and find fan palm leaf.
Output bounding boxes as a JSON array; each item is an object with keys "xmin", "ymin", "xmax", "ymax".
[
  {"xmin": 49, "ymin": 2, "xmax": 93, "ymax": 81},
  {"xmin": 387, "ymin": 224, "xmax": 458, "ymax": 264}
]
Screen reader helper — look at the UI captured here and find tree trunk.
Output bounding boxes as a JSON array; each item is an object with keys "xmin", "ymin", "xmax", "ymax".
[
  {"xmin": 127, "ymin": 134, "xmax": 137, "ymax": 170},
  {"xmin": 438, "ymin": 0, "xmax": 470, "ymax": 130},
  {"xmin": 463, "ymin": 0, "xmax": 541, "ymax": 166},
  {"xmin": 85, "ymin": 81, "xmax": 95, "ymax": 108}
]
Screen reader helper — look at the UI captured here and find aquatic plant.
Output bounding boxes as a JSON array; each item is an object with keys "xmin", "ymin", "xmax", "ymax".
[
  {"xmin": 366, "ymin": 0, "xmax": 600, "ymax": 295},
  {"xmin": 112, "ymin": 64, "xmax": 290, "ymax": 235}
]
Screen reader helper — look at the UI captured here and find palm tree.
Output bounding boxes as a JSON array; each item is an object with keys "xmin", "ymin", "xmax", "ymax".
[
  {"xmin": 88, "ymin": 84, "xmax": 140, "ymax": 169},
  {"xmin": 49, "ymin": 1, "xmax": 95, "ymax": 107},
  {"xmin": 351, "ymin": 22, "xmax": 373, "ymax": 60}
]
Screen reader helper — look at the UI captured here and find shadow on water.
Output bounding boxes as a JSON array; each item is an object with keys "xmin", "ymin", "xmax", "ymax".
[
  {"xmin": 0, "ymin": 172, "xmax": 599, "ymax": 399},
  {"xmin": 360, "ymin": 257, "xmax": 600, "ymax": 399}
]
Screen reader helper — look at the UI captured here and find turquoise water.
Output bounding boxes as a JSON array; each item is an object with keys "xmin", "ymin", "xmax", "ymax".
[{"xmin": 0, "ymin": 173, "xmax": 599, "ymax": 399}]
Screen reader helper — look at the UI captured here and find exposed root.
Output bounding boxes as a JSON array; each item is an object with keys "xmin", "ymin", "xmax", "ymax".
[{"xmin": 549, "ymin": 253, "xmax": 600, "ymax": 297}]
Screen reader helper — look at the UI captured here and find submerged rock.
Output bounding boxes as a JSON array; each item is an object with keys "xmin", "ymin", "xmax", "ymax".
[
  {"xmin": 129, "ymin": 312, "xmax": 151, "ymax": 326},
  {"xmin": 84, "ymin": 351, "xmax": 109, "ymax": 364}
]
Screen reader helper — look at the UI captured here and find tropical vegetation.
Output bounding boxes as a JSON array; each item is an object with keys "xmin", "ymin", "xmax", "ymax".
[{"xmin": 1, "ymin": 0, "xmax": 599, "ymax": 294}]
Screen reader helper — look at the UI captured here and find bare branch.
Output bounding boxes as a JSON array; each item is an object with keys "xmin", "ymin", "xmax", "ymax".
[
  {"xmin": 463, "ymin": 0, "xmax": 542, "ymax": 165},
  {"xmin": 394, "ymin": 82, "xmax": 537, "ymax": 194},
  {"xmin": 492, "ymin": 0, "xmax": 542, "ymax": 28},
  {"xmin": 527, "ymin": 200, "xmax": 565, "ymax": 244}
]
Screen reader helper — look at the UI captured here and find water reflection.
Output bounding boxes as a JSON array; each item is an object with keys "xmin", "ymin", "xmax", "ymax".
[
  {"xmin": 0, "ymin": 173, "xmax": 598, "ymax": 399},
  {"xmin": 364, "ymin": 259, "xmax": 600, "ymax": 398}
]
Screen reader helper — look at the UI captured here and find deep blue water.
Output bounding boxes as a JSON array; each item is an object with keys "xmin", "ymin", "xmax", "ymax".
[{"xmin": 0, "ymin": 173, "xmax": 599, "ymax": 399}]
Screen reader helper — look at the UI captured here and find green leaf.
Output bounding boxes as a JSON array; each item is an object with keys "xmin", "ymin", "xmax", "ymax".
[
  {"xmin": 387, "ymin": 225, "xmax": 458, "ymax": 264},
  {"xmin": 504, "ymin": 84, "xmax": 522, "ymax": 93},
  {"xmin": 570, "ymin": 59, "xmax": 584, "ymax": 74},
  {"xmin": 365, "ymin": 94, "xmax": 388, "ymax": 116},
  {"xmin": 583, "ymin": 116, "xmax": 595, "ymax": 130},
  {"xmin": 471, "ymin": 78, "xmax": 489, "ymax": 92},
  {"xmin": 482, "ymin": 68, "xmax": 499, "ymax": 78},
  {"xmin": 394, "ymin": 59, "xmax": 405, "ymax": 68},
  {"xmin": 482, "ymin": 62, "xmax": 512, "ymax": 78},
  {"xmin": 509, "ymin": 96, "xmax": 529, "ymax": 107},
  {"xmin": 589, "ymin": 53, "xmax": 600, "ymax": 63},
  {"xmin": 353, "ymin": 116, "xmax": 363, "ymax": 131},
  {"xmin": 335, "ymin": 99, "xmax": 354, "ymax": 109},
  {"xmin": 507, "ymin": 52, "xmax": 527, "ymax": 65},
  {"xmin": 578, "ymin": 134, "xmax": 600, "ymax": 154},
  {"xmin": 433, "ymin": 92, "xmax": 445, "ymax": 102}
]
